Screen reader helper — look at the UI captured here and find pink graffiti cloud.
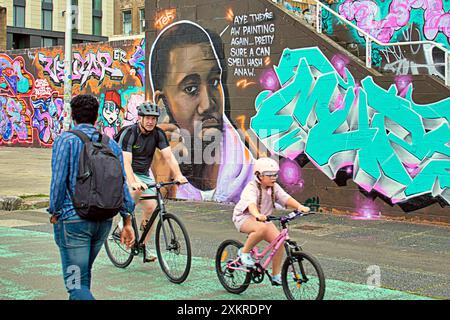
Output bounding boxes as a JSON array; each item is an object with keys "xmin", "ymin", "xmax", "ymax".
[
  {"xmin": 259, "ymin": 69, "xmax": 280, "ymax": 91},
  {"xmin": 279, "ymin": 158, "xmax": 305, "ymax": 194},
  {"xmin": 331, "ymin": 54, "xmax": 350, "ymax": 81},
  {"xmin": 339, "ymin": 0, "xmax": 450, "ymax": 44},
  {"xmin": 352, "ymin": 197, "xmax": 381, "ymax": 220},
  {"xmin": 394, "ymin": 75, "xmax": 413, "ymax": 97}
]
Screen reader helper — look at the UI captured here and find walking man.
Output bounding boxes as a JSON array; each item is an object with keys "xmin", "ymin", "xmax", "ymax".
[{"xmin": 48, "ymin": 94, "xmax": 136, "ymax": 300}]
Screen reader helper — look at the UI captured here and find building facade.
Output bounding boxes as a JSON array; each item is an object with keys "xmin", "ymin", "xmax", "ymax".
[
  {"xmin": 0, "ymin": 6, "xmax": 6, "ymax": 51},
  {"xmin": 113, "ymin": 0, "xmax": 145, "ymax": 37},
  {"xmin": 0, "ymin": 0, "xmax": 113, "ymax": 49}
]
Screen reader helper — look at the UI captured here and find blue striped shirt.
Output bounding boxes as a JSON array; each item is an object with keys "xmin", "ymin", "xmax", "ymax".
[{"xmin": 48, "ymin": 123, "xmax": 135, "ymax": 220}]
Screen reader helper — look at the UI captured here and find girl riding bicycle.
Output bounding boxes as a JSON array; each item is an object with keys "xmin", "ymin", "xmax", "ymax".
[{"xmin": 232, "ymin": 157, "xmax": 310, "ymax": 285}]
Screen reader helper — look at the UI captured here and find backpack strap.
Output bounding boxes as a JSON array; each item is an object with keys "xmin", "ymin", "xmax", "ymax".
[
  {"xmin": 69, "ymin": 130, "xmax": 91, "ymax": 143},
  {"xmin": 101, "ymin": 134, "xmax": 110, "ymax": 145},
  {"xmin": 66, "ymin": 130, "xmax": 91, "ymax": 205}
]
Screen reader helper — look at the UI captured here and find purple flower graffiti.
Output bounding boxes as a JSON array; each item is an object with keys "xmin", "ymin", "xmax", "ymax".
[{"xmin": 339, "ymin": 0, "xmax": 450, "ymax": 44}]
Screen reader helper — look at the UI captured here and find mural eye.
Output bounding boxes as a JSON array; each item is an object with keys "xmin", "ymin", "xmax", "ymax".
[{"xmin": 184, "ymin": 85, "xmax": 198, "ymax": 95}]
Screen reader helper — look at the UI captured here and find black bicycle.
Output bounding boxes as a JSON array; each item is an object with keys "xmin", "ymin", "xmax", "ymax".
[{"xmin": 104, "ymin": 181, "xmax": 192, "ymax": 284}]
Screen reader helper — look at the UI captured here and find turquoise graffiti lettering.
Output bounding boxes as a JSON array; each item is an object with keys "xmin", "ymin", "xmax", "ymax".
[{"xmin": 251, "ymin": 47, "xmax": 450, "ymax": 204}]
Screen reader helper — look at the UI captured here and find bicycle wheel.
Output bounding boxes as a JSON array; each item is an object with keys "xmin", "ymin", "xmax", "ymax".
[
  {"xmin": 282, "ymin": 251, "xmax": 325, "ymax": 300},
  {"xmin": 104, "ymin": 215, "xmax": 134, "ymax": 268},
  {"xmin": 215, "ymin": 239, "xmax": 251, "ymax": 294},
  {"xmin": 155, "ymin": 213, "xmax": 192, "ymax": 284}
]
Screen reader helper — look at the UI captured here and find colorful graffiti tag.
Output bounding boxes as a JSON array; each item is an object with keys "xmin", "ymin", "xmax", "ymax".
[
  {"xmin": 31, "ymin": 94, "xmax": 64, "ymax": 145},
  {"xmin": 38, "ymin": 50, "xmax": 125, "ymax": 89},
  {"xmin": 251, "ymin": 46, "xmax": 450, "ymax": 205},
  {"xmin": 128, "ymin": 38, "xmax": 145, "ymax": 86},
  {"xmin": 0, "ymin": 54, "xmax": 34, "ymax": 144},
  {"xmin": 0, "ymin": 96, "xmax": 31, "ymax": 143},
  {"xmin": 338, "ymin": 0, "xmax": 450, "ymax": 47},
  {"xmin": 316, "ymin": 0, "xmax": 450, "ymax": 79},
  {"xmin": 0, "ymin": 38, "xmax": 145, "ymax": 146}
]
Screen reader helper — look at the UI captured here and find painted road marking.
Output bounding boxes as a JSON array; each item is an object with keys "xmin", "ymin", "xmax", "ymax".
[{"xmin": 0, "ymin": 226, "xmax": 434, "ymax": 300}]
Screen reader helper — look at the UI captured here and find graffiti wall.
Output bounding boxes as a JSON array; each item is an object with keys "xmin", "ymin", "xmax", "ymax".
[
  {"xmin": 318, "ymin": 0, "xmax": 450, "ymax": 80},
  {"xmin": 0, "ymin": 37, "xmax": 145, "ymax": 146},
  {"xmin": 145, "ymin": 0, "xmax": 449, "ymax": 219}
]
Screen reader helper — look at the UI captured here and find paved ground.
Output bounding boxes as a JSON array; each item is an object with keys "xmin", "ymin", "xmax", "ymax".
[
  {"xmin": 0, "ymin": 146, "xmax": 449, "ymax": 300},
  {"xmin": 0, "ymin": 202, "xmax": 448, "ymax": 300}
]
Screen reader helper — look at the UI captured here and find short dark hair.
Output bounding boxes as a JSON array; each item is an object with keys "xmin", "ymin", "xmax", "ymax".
[
  {"xmin": 71, "ymin": 94, "xmax": 99, "ymax": 125},
  {"xmin": 150, "ymin": 22, "xmax": 226, "ymax": 91}
]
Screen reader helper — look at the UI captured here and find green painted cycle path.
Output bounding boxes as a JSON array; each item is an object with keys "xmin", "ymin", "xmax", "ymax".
[{"xmin": 0, "ymin": 226, "xmax": 432, "ymax": 300}]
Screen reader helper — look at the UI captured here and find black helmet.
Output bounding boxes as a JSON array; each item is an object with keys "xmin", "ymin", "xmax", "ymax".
[{"xmin": 137, "ymin": 102, "xmax": 160, "ymax": 117}]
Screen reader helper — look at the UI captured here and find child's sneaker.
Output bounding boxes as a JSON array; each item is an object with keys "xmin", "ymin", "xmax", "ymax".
[
  {"xmin": 271, "ymin": 274, "xmax": 282, "ymax": 286},
  {"xmin": 238, "ymin": 248, "xmax": 255, "ymax": 268}
]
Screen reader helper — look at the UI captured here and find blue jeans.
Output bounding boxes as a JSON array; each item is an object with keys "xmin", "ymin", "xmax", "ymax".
[{"xmin": 53, "ymin": 214, "xmax": 113, "ymax": 300}]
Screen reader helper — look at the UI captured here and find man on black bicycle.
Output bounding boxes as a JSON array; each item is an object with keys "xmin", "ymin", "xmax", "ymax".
[{"xmin": 115, "ymin": 102, "xmax": 187, "ymax": 262}]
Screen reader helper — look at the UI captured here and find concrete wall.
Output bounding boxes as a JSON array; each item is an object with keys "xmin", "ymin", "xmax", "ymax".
[
  {"xmin": 143, "ymin": 0, "xmax": 449, "ymax": 220},
  {"xmin": 1, "ymin": 0, "xmax": 448, "ymax": 221}
]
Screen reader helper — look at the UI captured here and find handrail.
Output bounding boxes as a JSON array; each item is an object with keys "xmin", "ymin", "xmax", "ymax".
[{"xmin": 287, "ymin": 0, "xmax": 450, "ymax": 86}]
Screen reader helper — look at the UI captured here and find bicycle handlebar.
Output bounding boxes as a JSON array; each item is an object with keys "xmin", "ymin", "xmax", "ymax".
[
  {"xmin": 265, "ymin": 210, "xmax": 317, "ymax": 223},
  {"xmin": 146, "ymin": 181, "xmax": 182, "ymax": 189},
  {"xmin": 132, "ymin": 180, "xmax": 183, "ymax": 191}
]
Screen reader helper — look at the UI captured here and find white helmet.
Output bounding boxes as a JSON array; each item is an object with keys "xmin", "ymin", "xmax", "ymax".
[{"xmin": 253, "ymin": 157, "xmax": 279, "ymax": 175}]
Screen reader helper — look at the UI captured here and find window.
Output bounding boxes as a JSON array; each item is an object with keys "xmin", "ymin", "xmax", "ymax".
[
  {"xmin": 42, "ymin": 9, "xmax": 52, "ymax": 30},
  {"xmin": 123, "ymin": 10, "xmax": 132, "ymax": 35},
  {"xmin": 139, "ymin": 8, "xmax": 145, "ymax": 33},
  {"xmin": 41, "ymin": 37, "xmax": 56, "ymax": 47},
  {"xmin": 71, "ymin": 0, "xmax": 78, "ymax": 33},
  {"xmin": 93, "ymin": 16, "xmax": 102, "ymax": 36},
  {"xmin": 13, "ymin": 5, "xmax": 25, "ymax": 28},
  {"xmin": 93, "ymin": 0, "xmax": 102, "ymax": 11},
  {"xmin": 42, "ymin": 0, "xmax": 53, "ymax": 31},
  {"xmin": 92, "ymin": 0, "xmax": 102, "ymax": 36}
]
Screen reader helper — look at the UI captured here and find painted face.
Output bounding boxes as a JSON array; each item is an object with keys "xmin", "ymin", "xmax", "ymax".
[
  {"xmin": 103, "ymin": 101, "xmax": 119, "ymax": 125},
  {"xmin": 139, "ymin": 115, "xmax": 158, "ymax": 132},
  {"xmin": 162, "ymin": 43, "xmax": 224, "ymax": 137}
]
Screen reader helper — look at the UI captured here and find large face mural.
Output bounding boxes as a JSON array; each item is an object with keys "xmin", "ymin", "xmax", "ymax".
[
  {"xmin": 148, "ymin": 21, "xmax": 254, "ymax": 203},
  {"xmin": 145, "ymin": 0, "xmax": 449, "ymax": 218}
]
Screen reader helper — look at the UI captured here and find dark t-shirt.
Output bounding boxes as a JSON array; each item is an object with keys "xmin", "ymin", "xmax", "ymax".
[{"xmin": 115, "ymin": 124, "xmax": 170, "ymax": 175}]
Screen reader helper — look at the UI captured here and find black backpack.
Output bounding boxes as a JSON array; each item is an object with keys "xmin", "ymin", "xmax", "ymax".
[{"xmin": 69, "ymin": 130, "xmax": 125, "ymax": 221}]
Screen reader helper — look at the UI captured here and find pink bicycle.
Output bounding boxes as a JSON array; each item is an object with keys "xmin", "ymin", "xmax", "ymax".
[{"xmin": 215, "ymin": 210, "xmax": 325, "ymax": 300}]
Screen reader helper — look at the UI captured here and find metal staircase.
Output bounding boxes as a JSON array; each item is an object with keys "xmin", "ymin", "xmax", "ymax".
[{"xmin": 273, "ymin": 0, "xmax": 450, "ymax": 86}]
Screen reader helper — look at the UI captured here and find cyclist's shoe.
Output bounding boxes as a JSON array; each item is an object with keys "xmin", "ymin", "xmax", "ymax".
[
  {"xmin": 271, "ymin": 274, "xmax": 282, "ymax": 286},
  {"xmin": 142, "ymin": 244, "xmax": 157, "ymax": 263},
  {"xmin": 140, "ymin": 219, "xmax": 149, "ymax": 231},
  {"xmin": 238, "ymin": 248, "xmax": 255, "ymax": 268}
]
